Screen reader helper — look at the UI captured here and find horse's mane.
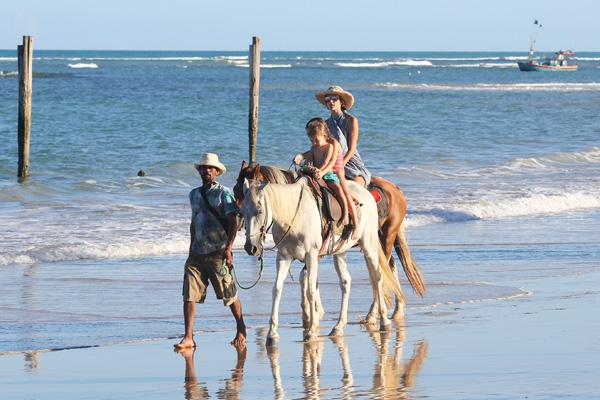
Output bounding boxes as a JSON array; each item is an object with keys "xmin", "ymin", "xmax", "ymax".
[
  {"xmin": 262, "ymin": 177, "xmax": 308, "ymax": 223},
  {"xmin": 260, "ymin": 165, "xmax": 296, "ymax": 184}
]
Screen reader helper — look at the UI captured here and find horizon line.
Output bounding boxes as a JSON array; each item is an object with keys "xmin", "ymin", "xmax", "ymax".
[{"xmin": 0, "ymin": 48, "xmax": 596, "ymax": 53}]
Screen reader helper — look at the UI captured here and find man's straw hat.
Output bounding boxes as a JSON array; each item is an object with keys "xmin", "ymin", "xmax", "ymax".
[
  {"xmin": 194, "ymin": 152, "xmax": 226, "ymax": 175},
  {"xmin": 315, "ymin": 85, "xmax": 355, "ymax": 110}
]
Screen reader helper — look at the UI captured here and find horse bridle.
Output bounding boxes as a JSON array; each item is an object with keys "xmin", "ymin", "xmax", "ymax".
[
  {"xmin": 249, "ymin": 183, "xmax": 305, "ymax": 252},
  {"xmin": 246, "ymin": 193, "xmax": 272, "ymax": 245}
]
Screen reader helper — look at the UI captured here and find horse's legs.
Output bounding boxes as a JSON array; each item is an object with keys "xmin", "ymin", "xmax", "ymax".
[
  {"xmin": 330, "ymin": 252, "xmax": 351, "ymax": 337},
  {"xmin": 361, "ymin": 232, "xmax": 391, "ymax": 330},
  {"xmin": 304, "ymin": 251, "xmax": 321, "ymax": 341},
  {"xmin": 268, "ymin": 253, "xmax": 292, "ymax": 344},
  {"xmin": 362, "ymin": 267, "xmax": 379, "ymax": 326},
  {"xmin": 372, "ymin": 176, "xmax": 410, "ymax": 320},
  {"xmin": 380, "ymin": 219, "xmax": 405, "ymax": 321},
  {"xmin": 300, "ymin": 265, "xmax": 325, "ymax": 330},
  {"xmin": 300, "ymin": 266, "xmax": 309, "ymax": 329}
]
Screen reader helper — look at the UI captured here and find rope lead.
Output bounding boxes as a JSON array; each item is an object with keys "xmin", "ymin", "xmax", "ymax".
[{"xmin": 231, "ymin": 256, "xmax": 264, "ymax": 290}]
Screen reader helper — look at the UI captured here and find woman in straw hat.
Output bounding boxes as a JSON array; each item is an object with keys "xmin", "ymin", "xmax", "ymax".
[{"xmin": 315, "ymin": 85, "xmax": 371, "ymax": 187}]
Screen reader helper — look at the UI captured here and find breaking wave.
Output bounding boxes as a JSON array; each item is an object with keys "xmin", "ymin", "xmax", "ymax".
[
  {"xmin": 407, "ymin": 191, "xmax": 600, "ymax": 227},
  {"xmin": 68, "ymin": 63, "xmax": 98, "ymax": 69},
  {"xmin": 233, "ymin": 63, "xmax": 292, "ymax": 68},
  {"xmin": 0, "ymin": 230, "xmax": 248, "ymax": 267},
  {"xmin": 335, "ymin": 60, "xmax": 433, "ymax": 68},
  {"xmin": 376, "ymin": 82, "xmax": 600, "ymax": 92},
  {"xmin": 0, "ymin": 70, "xmax": 18, "ymax": 77},
  {"xmin": 437, "ymin": 62, "xmax": 517, "ymax": 69}
]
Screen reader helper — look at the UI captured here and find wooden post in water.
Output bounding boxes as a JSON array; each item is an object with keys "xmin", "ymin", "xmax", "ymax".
[
  {"xmin": 248, "ymin": 36, "xmax": 261, "ymax": 164},
  {"xmin": 17, "ymin": 35, "xmax": 33, "ymax": 181}
]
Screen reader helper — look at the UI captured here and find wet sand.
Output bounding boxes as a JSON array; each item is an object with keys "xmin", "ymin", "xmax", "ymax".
[
  {"xmin": 2, "ymin": 213, "xmax": 600, "ymax": 399},
  {"xmin": 2, "ymin": 269, "xmax": 600, "ymax": 399}
]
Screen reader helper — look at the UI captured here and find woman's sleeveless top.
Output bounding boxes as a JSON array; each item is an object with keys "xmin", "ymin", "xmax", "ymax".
[{"xmin": 326, "ymin": 112, "xmax": 371, "ymax": 185}]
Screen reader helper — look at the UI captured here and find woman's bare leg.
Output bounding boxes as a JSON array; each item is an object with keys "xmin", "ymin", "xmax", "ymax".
[
  {"xmin": 338, "ymin": 175, "xmax": 357, "ymax": 226},
  {"xmin": 352, "ymin": 176, "xmax": 366, "ymax": 187}
]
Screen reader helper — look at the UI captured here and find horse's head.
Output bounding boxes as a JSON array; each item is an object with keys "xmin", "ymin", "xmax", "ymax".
[
  {"xmin": 234, "ymin": 160, "xmax": 263, "ymax": 207},
  {"xmin": 240, "ymin": 178, "xmax": 269, "ymax": 257}
]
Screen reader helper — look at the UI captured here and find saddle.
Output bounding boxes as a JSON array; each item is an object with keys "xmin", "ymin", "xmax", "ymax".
[
  {"xmin": 305, "ymin": 175, "xmax": 343, "ymax": 223},
  {"xmin": 303, "ymin": 174, "xmax": 357, "ymax": 256},
  {"xmin": 305, "ymin": 174, "xmax": 389, "ymax": 224},
  {"xmin": 367, "ymin": 181, "xmax": 389, "ymax": 219}
]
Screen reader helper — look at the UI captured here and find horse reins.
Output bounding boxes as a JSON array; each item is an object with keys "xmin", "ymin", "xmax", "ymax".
[
  {"xmin": 233, "ymin": 179, "xmax": 305, "ymax": 290},
  {"xmin": 262, "ymin": 183, "xmax": 305, "ymax": 252}
]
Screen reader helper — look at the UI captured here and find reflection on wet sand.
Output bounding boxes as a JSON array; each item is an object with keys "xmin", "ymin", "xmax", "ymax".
[
  {"xmin": 177, "ymin": 326, "xmax": 426, "ymax": 399},
  {"xmin": 302, "ymin": 340, "xmax": 324, "ymax": 399},
  {"xmin": 368, "ymin": 326, "xmax": 428, "ymax": 399},
  {"xmin": 23, "ymin": 265, "xmax": 41, "ymax": 373},
  {"xmin": 254, "ymin": 326, "xmax": 269, "ymax": 360},
  {"xmin": 256, "ymin": 325, "xmax": 286, "ymax": 399},
  {"xmin": 216, "ymin": 346, "xmax": 247, "ymax": 400},
  {"xmin": 267, "ymin": 345, "xmax": 285, "ymax": 400},
  {"xmin": 330, "ymin": 336, "xmax": 354, "ymax": 398},
  {"xmin": 24, "ymin": 351, "xmax": 40, "ymax": 372},
  {"xmin": 178, "ymin": 346, "xmax": 246, "ymax": 400},
  {"xmin": 179, "ymin": 348, "xmax": 209, "ymax": 400},
  {"xmin": 262, "ymin": 327, "xmax": 427, "ymax": 399}
]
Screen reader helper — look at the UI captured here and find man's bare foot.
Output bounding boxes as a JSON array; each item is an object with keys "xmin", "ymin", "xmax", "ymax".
[
  {"xmin": 230, "ymin": 327, "xmax": 247, "ymax": 348},
  {"xmin": 174, "ymin": 337, "xmax": 196, "ymax": 349},
  {"xmin": 175, "ymin": 347, "xmax": 195, "ymax": 358}
]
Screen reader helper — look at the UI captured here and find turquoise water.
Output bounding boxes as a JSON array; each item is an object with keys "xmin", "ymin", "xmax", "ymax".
[
  {"xmin": 1, "ymin": 50, "xmax": 599, "ymax": 266},
  {"xmin": 1, "ymin": 51, "xmax": 600, "ymax": 352}
]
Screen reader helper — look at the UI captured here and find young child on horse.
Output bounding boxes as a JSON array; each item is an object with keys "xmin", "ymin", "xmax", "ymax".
[{"xmin": 294, "ymin": 118, "xmax": 358, "ymax": 238}]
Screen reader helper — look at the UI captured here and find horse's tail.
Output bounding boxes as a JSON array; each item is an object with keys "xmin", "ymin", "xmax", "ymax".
[
  {"xmin": 378, "ymin": 242, "xmax": 405, "ymax": 306},
  {"xmin": 394, "ymin": 224, "xmax": 426, "ymax": 298},
  {"xmin": 403, "ymin": 340, "xmax": 428, "ymax": 387}
]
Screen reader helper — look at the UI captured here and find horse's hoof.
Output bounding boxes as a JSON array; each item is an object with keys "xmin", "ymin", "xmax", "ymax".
[
  {"xmin": 303, "ymin": 332, "xmax": 318, "ymax": 342},
  {"xmin": 392, "ymin": 312, "xmax": 405, "ymax": 322},
  {"xmin": 328, "ymin": 327, "xmax": 344, "ymax": 337},
  {"xmin": 380, "ymin": 320, "xmax": 392, "ymax": 331},
  {"xmin": 360, "ymin": 318, "xmax": 377, "ymax": 327}
]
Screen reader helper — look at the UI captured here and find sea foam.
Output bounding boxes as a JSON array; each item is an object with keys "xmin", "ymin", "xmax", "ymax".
[
  {"xmin": 68, "ymin": 63, "xmax": 98, "ymax": 69},
  {"xmin": 444, "ymin": 62, "xmax": 517, "ymax": 68},
  {"xmin": 0, "ymin": 227, "xmax": 248, "ymax": 267},
  {"xmin": 376, "ymin": 82, "xmax": 600, "ymax": 92},
  {"xmin": 406, "ymin": 191, "xmax": 600, "ymax": 227},
  {"xmin": 335, "ymin": 59, "xmax": 433, "ymax": 68}
]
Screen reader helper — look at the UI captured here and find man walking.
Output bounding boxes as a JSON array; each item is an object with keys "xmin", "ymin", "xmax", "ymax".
[{"xmin": 175, "ymin": 153, "xmax": 246, "ymax": 349}]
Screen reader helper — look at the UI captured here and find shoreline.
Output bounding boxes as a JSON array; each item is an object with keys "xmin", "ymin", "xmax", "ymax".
[
  {"xmin": 2, "ymin": 269, "xmax": 600, "ymax": 399},
  {"xmin": 2, "ymin": 213, "xmax": 599, "ymax": 398}
]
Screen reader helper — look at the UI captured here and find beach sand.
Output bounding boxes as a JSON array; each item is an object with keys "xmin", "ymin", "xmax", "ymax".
[{"xmin": 2, "ymin": 212, "xmax": 600, "ymax": 399}]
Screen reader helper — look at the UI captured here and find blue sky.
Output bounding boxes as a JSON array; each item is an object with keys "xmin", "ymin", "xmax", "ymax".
[{"xmin": 1, "ymin": 0, "xmax": 597, "ymax": 51}]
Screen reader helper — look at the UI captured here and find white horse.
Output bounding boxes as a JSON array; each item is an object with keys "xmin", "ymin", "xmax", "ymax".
[{"xmin": 241, "ymin": 177, "xmax": 403, "ymax": 342}]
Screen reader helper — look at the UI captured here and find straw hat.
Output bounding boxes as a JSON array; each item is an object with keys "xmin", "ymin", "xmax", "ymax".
[
  {"xmin": 315, "ymin": 85, "xmax": 355, "ymax": 110},
  {"xmin": 194, "ymin": 152, "xmax": 226, "ymax": 175}
]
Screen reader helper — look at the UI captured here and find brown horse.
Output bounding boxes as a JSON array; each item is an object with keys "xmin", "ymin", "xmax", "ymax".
[{"xmin": 234, "ymin": 161, "xmax": 425, "ymax": 321}]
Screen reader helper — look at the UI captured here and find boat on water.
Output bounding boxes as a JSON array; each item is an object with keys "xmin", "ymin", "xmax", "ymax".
[
  {"xmin": 518, "ymin": 49, "xmax": 578, "ymax": 72},
  {"xmin": 518, "ymin": 20, "xmax": 577, "ymax": 72}
]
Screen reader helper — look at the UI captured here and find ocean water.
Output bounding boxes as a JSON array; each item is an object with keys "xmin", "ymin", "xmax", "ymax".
[{"xmin": 1, "ymin": 50, "xmax": 600, "ymax": 352}]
